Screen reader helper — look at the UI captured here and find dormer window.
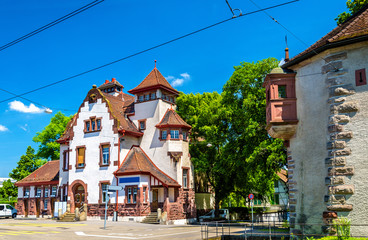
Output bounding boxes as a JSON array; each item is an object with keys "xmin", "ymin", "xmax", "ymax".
[{"xmin": 85, "ymin": 117, "xmax": 102, "ymax": 133}]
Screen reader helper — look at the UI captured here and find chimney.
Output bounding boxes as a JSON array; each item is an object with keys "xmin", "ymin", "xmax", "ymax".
[
  {"xmin": 112, "ymin": 78, "xmax": 116, "ymax": 82},
  {"xmin": 105, "ymin": 80, "xmax": 109, "ymax": 84},
  {"xmin": 285, "ymin": 47, "xmax": 289, "ymax": 62}
]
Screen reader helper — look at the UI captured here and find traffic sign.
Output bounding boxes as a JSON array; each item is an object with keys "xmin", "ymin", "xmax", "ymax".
[
  {"xmin": 248, "ymin": 193, "xmax": 254, "ymax": 200},
  {"xmin": 108, "ymin": 185, "xmax": 123, "ymax": 191}
]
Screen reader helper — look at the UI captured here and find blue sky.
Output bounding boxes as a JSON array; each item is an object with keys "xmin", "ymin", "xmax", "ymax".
[{"xmin": 0, "ymin": 0, "xmax": 347, "ymax": 177}]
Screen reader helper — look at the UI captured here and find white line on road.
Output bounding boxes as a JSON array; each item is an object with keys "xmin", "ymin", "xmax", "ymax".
[{"xmin": 75, "ymin": 230, "xmax": 199, "ymax": 239}]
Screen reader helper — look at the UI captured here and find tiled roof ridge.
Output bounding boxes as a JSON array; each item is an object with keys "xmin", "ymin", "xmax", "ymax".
[
  {"xmin": 156, "ymin": 107, "xmax": 191, "ymax": 128},
  {"xmin": 137, "ymin": 146, "xmax": 179, "ymax": 184}
]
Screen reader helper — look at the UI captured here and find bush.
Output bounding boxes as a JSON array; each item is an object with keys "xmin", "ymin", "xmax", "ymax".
[{"xmin": 334, "ymin": 217, "xmax": 351, "ymax": 240}]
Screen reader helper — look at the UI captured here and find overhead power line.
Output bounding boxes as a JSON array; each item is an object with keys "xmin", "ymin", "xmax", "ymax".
[
  {"xmin": 0, "ymin": 0, "xmax": 104, "ymax": 52},
  {"xmin": 0, "ymin": 0, "xmax": 299, "ymax": 106},
  {"xmin": 247, "ymin": 0, "xmax": 338, "ymax": 70}
]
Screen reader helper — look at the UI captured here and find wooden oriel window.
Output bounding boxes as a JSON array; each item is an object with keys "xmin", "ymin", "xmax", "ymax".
[
  {"xmin": 84, "ymin": 117, "xmax": 102, "ymax": 133},
  {"xmin": 99, "ymin": 143, "xmax": 111, "ymax": 166},
  {"xmin": 76, "ymin": 146, "xmax": 86, "ymax": 169}
]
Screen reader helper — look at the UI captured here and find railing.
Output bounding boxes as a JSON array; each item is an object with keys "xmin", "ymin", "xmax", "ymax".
[{"xmin": 200, "ymin": 221, "xmax": 368, "ymax": 240}]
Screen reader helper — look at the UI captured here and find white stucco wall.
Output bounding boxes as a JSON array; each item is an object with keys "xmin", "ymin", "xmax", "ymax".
[
  {"xmin": 289, "ymin": 41, "xmax": 368, "ymax": 235},
  {"xmin": 59, "ymin": 144, "xmax": 69, "ymax": 186},
  {"xmin": 68, "ymin": 98, "xmax": 119, "ymax": 204},
  {"xmin": 18, "ymin": 187, "xmax": 23, "ymax": 198}
]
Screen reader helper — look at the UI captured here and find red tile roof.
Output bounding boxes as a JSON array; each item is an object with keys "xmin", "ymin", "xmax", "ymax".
[
  {"xmin": 156, "ymin": 108, "xmax": 191, "ymax": 129},
  {"xmin": 57, "ymin": 87, "xmax": 141, "ymax": 143},
  {"xmin": 277, "ymin": 169, "xmax": 287, "ymax": 183},
  {"xmin": 15, "ymin": 160, "xmax": 59, "ymax": 186},
  {"xmin": 115, "ymin": 146, "xmax": 180, "ymax": 187},
  {"xmin": 128, "ymin": 68, "xmax": 179, "ymax": 95},
  {"xmin": 283, "ymin": 4, "xmax": 368, "ymax": 68}
]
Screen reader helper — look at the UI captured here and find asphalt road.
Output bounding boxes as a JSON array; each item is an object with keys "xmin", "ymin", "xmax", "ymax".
[{"xmin": 0, "ymin": 218, "xmax": 202, "ymax": 240}]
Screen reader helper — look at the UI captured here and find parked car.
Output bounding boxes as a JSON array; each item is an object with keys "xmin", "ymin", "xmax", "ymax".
[
  {"xmin": 199, "ymin": 209, "xmax": 229, "ymax": 222},
  {"xmin": 0, "ymin": 204, "xmax": 17, "ymax": 218}
]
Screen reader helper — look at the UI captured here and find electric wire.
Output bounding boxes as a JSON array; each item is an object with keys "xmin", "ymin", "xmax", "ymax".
[
  {"xmin": 0, "ymin": 0, "xmax": 104, "ymax": 52},
  {"xmin": 247, "ymin": 0, "xmax": 339, "ymax": 71},
  {"xmin": 0, "ymin": 0, "xmax": 299, "ymax": 106}
]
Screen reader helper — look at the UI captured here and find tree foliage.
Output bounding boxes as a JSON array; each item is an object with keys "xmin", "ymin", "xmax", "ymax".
[
  {"xmin": 335, "ymin": 0, "xmax": 368, "ymax": 25},
  {"xmin": 33, "ymin": 112, "xmax": 72, "ymax": 160},
  {"xmin": 9, "ymin": 146, "xmax": 46, "ymax": 182},
  {"xmin": 0, "ymin": 179, "xmax": 17, "ymax": 199},
  {"xmin": 177, "ymin": 58, "xmax": 286, "ymax": 211},
  {"xmin": 222, "ymin": 58, "xmax": 286, "ymax": 200}
]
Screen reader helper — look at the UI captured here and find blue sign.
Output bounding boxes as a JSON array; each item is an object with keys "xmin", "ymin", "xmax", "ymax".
[{"xmin": 119, "ymin": 177, "xmax": 140, "ymax": 184}]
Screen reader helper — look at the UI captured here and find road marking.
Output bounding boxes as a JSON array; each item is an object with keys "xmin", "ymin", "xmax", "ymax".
[
  {"xmin": 75, "ymin": 232, "xmax": 137, "ymax": 239},
  {"xmin": 0, "ymin": 230, "xmax": 60, "ymax": 236},
  {"xmin": 75, "ymin": 230, "xmax": 199, "ymax": 239},
  {"xmin": 2, "ymin": 222, "xmax": 86, "ymax": 227}
]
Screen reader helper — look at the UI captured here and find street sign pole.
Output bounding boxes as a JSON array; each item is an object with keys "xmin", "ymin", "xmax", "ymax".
[
  {"xmin": 248, "ymin": 193, "xmax": 254, "ymax": 232},
  {"xmin": 104, "ymin": 191, "xmax": 109, "ymax": 230}
]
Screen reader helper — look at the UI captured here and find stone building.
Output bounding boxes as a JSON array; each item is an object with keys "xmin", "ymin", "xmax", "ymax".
[
  {"xmin": 264, "ymin": 5, "xmax": 368, "ymax": 235},
  {"xmin": 16, "ymin": 66, "xmax": 196, "ymax": 223}
]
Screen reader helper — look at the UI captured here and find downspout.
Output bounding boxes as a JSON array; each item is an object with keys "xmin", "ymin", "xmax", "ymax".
[{"xmin": 115, "ymin": 132, "xmax": 124, "ymax": 212}]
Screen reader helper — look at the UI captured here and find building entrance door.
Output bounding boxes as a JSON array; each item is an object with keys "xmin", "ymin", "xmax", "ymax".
[
  {"xmin": 36, "ymin": 199, "xmax": 40, "ymax": 218},
  {"xmin": 74, "ymin": 185, "xmax": 85, "ymax": 209},
  {"xmin": 151, "ymin": 189, "xmax": 158, "ymax": 211},
  {"xmin": 24, "ymin": 199, "xmax": 28, "ymax": 217}
]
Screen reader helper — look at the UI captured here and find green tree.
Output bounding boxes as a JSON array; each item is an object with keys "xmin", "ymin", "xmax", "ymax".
[
  {"xmin": 0, "ymin": 179, "xmax": 17, "ymax": 199},
  {"xmin": 336, "ymin": 0, "xmax": 368, "ymax": 25},
  {"xmin": 221, "ymin": 58, "xmax": 286, "ymax": 201},
  {"xmin": 9, "ymin": 146, "xmax": 46, "ymax": 181},
  {"xmin": 176, "ymin": 92, "xmax": 233, "ymax": 215},
  {"xmin": 33, "ymin": 112, "xmax": 72, "ymax": 161}
]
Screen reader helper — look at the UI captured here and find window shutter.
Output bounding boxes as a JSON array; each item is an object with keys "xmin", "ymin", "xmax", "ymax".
[{"xmin": 78, "ymin": 148, "xmax": 85, "ymax": 165}]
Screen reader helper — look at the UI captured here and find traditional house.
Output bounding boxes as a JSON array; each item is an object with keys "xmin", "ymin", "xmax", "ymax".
[
  {"xmin": 264, "ymin": 5, "xmax": 368, "ymax": 236},
  {"xmin": 16, "ymin": 66, "xmax": 196, "ymax": 223},
  {"xmin": 15, "ymin": 160, "xmax": 59, "ymax": 218}
]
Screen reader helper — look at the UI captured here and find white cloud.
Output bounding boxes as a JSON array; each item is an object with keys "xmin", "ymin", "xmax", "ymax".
[
  {"xmin": 9, "ymin": 100, "xmax": 43, "ymax": 114},
  {"xmin": 20, "ymin": 124, "xmax": 28, "ymax": 131},
  {"xmin": 180, "ymin": 72, "xmax": 190, "ymax": 79},
  {"xmin": 166, "ymin": 73, "xmax": 191, "ymax": 87},
  {"xmin": 171, "ymin": 78, "xmax": 184, "ymax": 87},
  {"xmin": 0, "ymin": 125, "xmax": 8, "ymax": 132}
]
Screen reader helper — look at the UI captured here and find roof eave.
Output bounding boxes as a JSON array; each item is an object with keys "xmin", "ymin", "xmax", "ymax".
[
  {"xmin": 282, "ymin": 35, "xmax": 368, "ymax": 69},
  {"xmin": 15, "ymin": 180, "xmax": 59, "ymax": 187}
]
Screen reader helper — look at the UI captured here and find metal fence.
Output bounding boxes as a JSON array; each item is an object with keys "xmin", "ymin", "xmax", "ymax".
[{"xmin": 200, "ymin": 221, "xmax": 368, "ymax": 240}]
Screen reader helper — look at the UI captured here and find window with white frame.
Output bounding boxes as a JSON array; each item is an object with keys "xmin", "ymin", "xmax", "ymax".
[
  {"xmin": 161, "ymin": 130, "xmax": 167, "ymax": 140},
  {"xmin": 44, "ymin": 187, "xmax": 49, "ymax": 198},
  {"xmin": 183, "ymin": 169, "xmax": 188, "ymax": 189},
  {"xmin": 44, "ymin": 199, "xmax": 48, "ymax": 210},
  {"xmin": 101, "ymin": 145, "xmax": 110, "ymax": 165},
  {"xmin": 51, "ymin": 186, "xmax": 57, "ymax": 197},
  {"xmin": 101, "ymin": 183, "xmax": 109, "ymax": 203},
  {"xmin": 36, "ymin": 187, "xmax": 42, "ymax": 197},
  {"xmin": 170, "ymin": 130, "xmax": 179, "ymax": 139},
  {"xmin": 24, "ymin": 188, "xmax": 30, "ymax": 198}
]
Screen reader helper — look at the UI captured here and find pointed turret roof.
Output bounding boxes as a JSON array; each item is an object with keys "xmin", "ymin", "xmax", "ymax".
[
  {"xmin": 283, "ymin": 3, "xmax": 368, "ymax": 68},
  {"xmin": 128, "ymin": 67, "xmax": 179, "ymax": 95},
  {"xmin": 115, "ymin": 146, "xmax": 180, "ymax": 187},
  {"xmin": 156, "ymin": 108, "xmax": 191, "ymax": 129}
]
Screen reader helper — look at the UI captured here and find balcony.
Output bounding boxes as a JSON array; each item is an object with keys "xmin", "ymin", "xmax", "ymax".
[{"xmin": 264, "ymin": 68, "xmax": 298, "ymax": 140}]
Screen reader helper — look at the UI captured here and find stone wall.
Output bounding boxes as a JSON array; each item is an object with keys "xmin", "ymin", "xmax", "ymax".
[
  {"xmin": 166, "ymin": 188, "xmax": 196, "ymax": 220},
  {"xmin": 87, "ymin": 203, "xmax": 150, "ymax": 217}
]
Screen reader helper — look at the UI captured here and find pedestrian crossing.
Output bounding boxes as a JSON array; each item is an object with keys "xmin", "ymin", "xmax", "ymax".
[{"xmin": 0, "ymin": 230, "xmax": 60, "ymax": 236}]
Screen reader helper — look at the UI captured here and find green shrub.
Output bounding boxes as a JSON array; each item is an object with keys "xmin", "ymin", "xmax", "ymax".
[{"xmin": 333, "ymin": 217, "xmax": 351, "ymax": 240}]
